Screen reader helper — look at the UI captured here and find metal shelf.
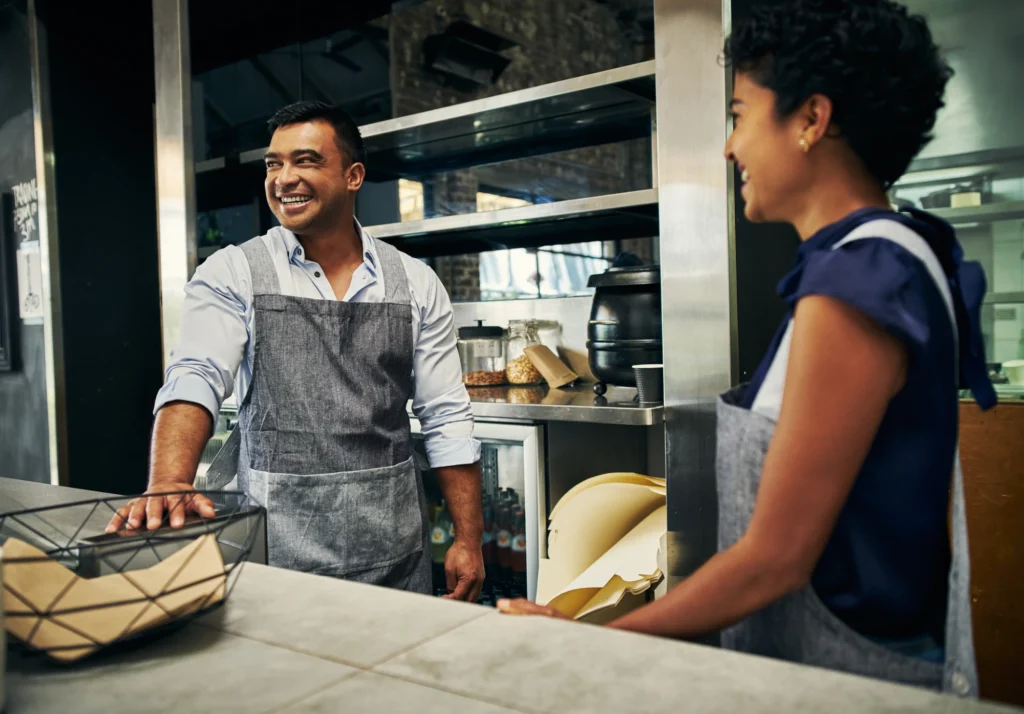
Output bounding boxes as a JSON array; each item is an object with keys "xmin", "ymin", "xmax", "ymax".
[
  {"xmin": 930, "ymin": 200, "xmax": 1024, "ymax": 226},
  {"xmin": 410, "ymin": 384, "xmax": 664, "ymax": 426},
  {"xmin": 200, "ymin": 61, "xmax": 655, "ymax": 181},
  {"xmin": 984, "ymin": 291, "xmax": 1024, "ymax": 306},
  {"xmin": 905, "ymin": 146, "xmax": 1024, "ymax": 175},
  {"xmin": 367, "ymin": 188, "xmax": 659, "ymax": 257},
  {"xmin": 356, "ymin": 60, "xmax": 656, "ymax": 178}
]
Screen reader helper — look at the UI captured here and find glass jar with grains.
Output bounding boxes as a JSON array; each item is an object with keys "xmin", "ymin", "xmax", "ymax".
[
  {"xmin": 505, "ymin": 320, "xmax": 544, "ymax": 385},
  {"xmin": 457, "ymin": 321, "xmax": 507, "ymax": 387}
]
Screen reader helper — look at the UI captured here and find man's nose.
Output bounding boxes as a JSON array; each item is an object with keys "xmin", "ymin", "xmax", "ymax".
[{"xmin": 276, "ymin": 163, "xmax": 298, "ymax": 189}]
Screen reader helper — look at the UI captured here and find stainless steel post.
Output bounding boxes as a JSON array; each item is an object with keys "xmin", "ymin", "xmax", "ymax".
[
  {"xmin": 654, "ymin": 0, "xmax": 736, "ymax": 588},
  {"xmin": 153, "ymin": 0, "xmax": 196, "ymax": 368},
  {"xmin": 28, "ymin": 0, "xmax": 68, "ymax": 486}
]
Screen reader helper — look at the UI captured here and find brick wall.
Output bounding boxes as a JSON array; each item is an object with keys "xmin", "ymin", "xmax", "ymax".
[{"xmin": 388, "ymin": 0, "xmax": 654, "ymax": 299}]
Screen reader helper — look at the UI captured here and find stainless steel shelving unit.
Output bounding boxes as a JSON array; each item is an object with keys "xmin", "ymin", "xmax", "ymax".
[
  {"xmin": 984, "ymin": 291, "xmax": 1024, "ymax": 306},
  {"xmin": 904, "ymin": 146, "xmax": 1024, "ymax": 176},
  {"xmin": 368, "ymin": 188, "xmax": 659, "ymax": 257},
  {"xmin": 204, "ymin": 60, "xmax": 656, "ymax": 177},
  {"xmin": 194, "ymin": 61, "xmax": 659, "ymax": 255},
  {"xmin": 931, "ymin": 200, "xmax": 1024, "ymax": 227}
]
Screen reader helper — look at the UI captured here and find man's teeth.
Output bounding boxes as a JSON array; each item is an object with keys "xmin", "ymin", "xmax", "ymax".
[
  {"xmin": 741, "ymin": 169, "xmax": 750, "ymax": 183},
  {"xmin": 280, "ymin": 196, "xmax": 311, "ymax": 205}
]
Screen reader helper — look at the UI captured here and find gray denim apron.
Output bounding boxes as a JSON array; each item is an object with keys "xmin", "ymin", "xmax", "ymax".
[
  {"xmin": 716, "ymin": 220, "xmax": 978, "ymax": 697},
  {"xmin": 218, "ymin": 234, "xmax": 431, "ymax": 593}
]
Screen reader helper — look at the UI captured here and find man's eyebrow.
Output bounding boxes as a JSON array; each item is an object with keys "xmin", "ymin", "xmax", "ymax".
[{"xmin": 263, "ymin": 150, "xmax": 325, "ymax": 161}]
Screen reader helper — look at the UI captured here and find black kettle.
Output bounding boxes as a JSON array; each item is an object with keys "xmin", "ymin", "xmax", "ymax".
[{"xmin": 586, "ymin": 265, "xmax": 662, "ymax": 394}]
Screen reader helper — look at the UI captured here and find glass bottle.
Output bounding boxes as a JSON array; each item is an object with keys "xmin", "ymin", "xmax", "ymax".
[
  {"xmin": 510, "ymin": 506, "xmax": 528, "ymax": 598},
  {"xmin": 481, "ymin": 494, "xmax": 497, "ymax": 605},
  {"xmin": 430, "ymin": 500, "xmax": 453, "ymax": 596},
  {"xmin": 495, "ymin": 502, "xmax": 512, "ymax": 598}
]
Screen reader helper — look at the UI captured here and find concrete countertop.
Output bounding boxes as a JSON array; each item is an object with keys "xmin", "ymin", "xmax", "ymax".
[{"xmin": 2, "ymin": 478, "xmax": 1017, "ymax": 714}]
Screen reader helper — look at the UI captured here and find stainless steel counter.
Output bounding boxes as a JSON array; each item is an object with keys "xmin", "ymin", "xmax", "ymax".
[{"xmin": 416, "ymin": 384, "xmax": 663, "ymax": 427}]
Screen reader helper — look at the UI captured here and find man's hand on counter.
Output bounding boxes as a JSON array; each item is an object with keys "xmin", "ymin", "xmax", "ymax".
[{"xmin": 105, "ymin": 481, "xmax": 216, "ymax": 533}]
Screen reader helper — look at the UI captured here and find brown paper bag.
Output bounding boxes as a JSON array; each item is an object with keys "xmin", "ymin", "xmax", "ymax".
[{"xmin": 525, "ymin": 345, "xmax": 579, "ymax": 388}]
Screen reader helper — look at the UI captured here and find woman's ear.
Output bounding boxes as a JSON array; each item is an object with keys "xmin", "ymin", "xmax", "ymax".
[{"xmin": 799, "ymin": 93, "xmax": 837, "ymax": 147}]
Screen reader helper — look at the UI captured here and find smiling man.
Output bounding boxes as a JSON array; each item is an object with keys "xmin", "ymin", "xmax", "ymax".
[{"xmin": 109, "ymin": 101, "xmax": 485, "ymax": 600}]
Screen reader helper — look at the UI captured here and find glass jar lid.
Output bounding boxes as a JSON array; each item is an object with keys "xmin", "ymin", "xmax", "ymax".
[{"xmin": 459, "ymin": 320, "xmax": 504, "ymax": 339}]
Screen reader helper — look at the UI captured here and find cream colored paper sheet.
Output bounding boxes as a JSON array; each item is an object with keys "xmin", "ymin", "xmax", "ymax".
[
  {"xmin": 549, "ymin": 473, "xmax": 665, "ymax": 521},
  {"xmin": 546, "ymin": 482, "xmax": 665, "ymax": 587},
  {"xmin": 545, "ymin": 506, "xmax": 666, "ymax": 619},
  {"xmin": 3, "ymin": 533, "xmax": 226, "ymax": 662}
]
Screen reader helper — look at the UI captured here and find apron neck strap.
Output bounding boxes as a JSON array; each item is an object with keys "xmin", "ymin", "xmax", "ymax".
[
  {"xmin": 372, "ymin": 237, "xmax": 412, "ymax": 306},
  {"xmin": 241, "ymin": 236, "xmax": 282, "ymax": 296}
]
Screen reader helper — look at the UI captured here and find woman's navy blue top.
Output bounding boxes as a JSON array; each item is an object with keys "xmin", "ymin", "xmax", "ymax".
[{"xmin": 741, "ymin": 207, "xmax": 995, "ymax": 640}]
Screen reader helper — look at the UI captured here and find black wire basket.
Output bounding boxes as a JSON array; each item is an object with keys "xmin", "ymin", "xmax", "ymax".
[{"xmin": 0, "ymin": 491, "xmax": 265, "ymax": 663}]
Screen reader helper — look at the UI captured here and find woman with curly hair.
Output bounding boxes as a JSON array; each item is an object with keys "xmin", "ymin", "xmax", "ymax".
[{"xmin": 499, "ymin": 0, "xmax": 995, "ymax": 696}]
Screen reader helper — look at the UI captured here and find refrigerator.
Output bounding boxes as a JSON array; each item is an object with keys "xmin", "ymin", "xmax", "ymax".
[{"xmin": 410, "ymin": 418, "xmax": 545, "ymax": 604}]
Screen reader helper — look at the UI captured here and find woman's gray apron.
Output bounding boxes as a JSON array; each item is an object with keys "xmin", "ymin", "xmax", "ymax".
[
  {"xmin": 210, "ymin": 235, "xmax": 431, "ymax": 593},
  {"xmin": 716, "ymin": 219, "xmax": 978, "ymax": 697}
]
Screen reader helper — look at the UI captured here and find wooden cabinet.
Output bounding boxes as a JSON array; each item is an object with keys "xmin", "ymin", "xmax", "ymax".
[{"xmin": 960, "ymin": 401, "xmax": 1024, "ymax": 706}]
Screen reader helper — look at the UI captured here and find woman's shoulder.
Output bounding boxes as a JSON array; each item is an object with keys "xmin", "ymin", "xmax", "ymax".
[{"xmin": 795, "ymin": 222, "xmax": 954, "ymax": 353}]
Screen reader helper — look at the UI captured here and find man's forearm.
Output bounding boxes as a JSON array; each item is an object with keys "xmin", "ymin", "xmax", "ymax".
[
  {"xmin": 435, "ymin": 462, "xmax": 483, "ymax": 544},
  {"xmin": 149, "ymin": 401, "xmax": 214, "ymax": 487}
]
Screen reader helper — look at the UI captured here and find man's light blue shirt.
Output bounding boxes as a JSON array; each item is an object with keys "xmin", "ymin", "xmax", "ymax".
[{"xmin": 155, "ymin": 221, "xmax": 480, "ymax": 468}]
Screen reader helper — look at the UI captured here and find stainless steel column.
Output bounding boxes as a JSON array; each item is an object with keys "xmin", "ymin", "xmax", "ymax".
[
  {"xmin": 654, "ymin": 0, "xmax": 736, "ymax": 586},
  {"xmin": 28, "ymin": 0, "xmax": 68, "ymax": 485},
  {"xmin": 153, "ymin": 0, "xmax": 196, "ymax": 367}
]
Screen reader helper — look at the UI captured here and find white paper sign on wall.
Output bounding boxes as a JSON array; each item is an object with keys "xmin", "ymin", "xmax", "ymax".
[{"xmin": 16, "ymin": 242, "xmax": 43, "ymax": 325}]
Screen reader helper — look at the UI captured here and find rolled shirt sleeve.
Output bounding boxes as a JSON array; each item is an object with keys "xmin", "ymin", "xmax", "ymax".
[
  {"xmin": 408, "ymin": 264, "xmax": 481, "ymax": 469},
  {"xmin": 153, "ymin": 247, "xmax": 251, "ymax": 420}
]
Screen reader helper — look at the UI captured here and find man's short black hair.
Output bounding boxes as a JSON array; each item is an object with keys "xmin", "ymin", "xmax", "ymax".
[
  {"xmin": 724, "ymin": 0, "xmax": 953, "ymax": 188},
  {"xmin": 268, "ymin": 100, "xmax": 367, "ymax": 167}
]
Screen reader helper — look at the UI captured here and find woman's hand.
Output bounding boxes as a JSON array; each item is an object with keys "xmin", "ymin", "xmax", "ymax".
[{"xmin": 496, "ymin": 598, "xmax": 570, "ymax": 620}]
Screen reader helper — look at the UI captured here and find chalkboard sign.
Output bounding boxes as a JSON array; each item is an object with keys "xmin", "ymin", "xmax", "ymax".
[
  {"xmin": 11, "ymin": 177, "xmax": 38, "ymax": 243},
  {"xmin": 0, "ymin": 193, "xmax": 16, "ymax": 371}
]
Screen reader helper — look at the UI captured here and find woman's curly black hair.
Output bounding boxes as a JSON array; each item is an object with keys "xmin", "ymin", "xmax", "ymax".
[{"xmin": 724, "ymin": 0, "xmax": 953, "ymax": 188}]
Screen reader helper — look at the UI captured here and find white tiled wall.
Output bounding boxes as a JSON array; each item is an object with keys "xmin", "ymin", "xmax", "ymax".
[{"xmin": 988, "ymin": 220, "xmax": 1024, "ymax": 363}]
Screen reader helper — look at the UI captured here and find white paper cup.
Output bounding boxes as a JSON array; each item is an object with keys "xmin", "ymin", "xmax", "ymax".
[{"xmin": 1003, "ymin": 360, "xmax": 1024, "ymax": 386}]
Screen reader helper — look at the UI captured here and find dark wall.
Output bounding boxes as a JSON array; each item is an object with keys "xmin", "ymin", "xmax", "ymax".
[
  {"xmin": 38, "ymin": 0, "xmax": 163, "ymax": 493},
  {"xmin": 730, "ymin": 0, "xmax": 801, "ymax": 382},
  {"xmin": 0, "ymin": 4, "xmax": 50, "ymax": 484},
  {"xmin": 733, "ymin": 168, "xmax": 800, "ymax": 382}
]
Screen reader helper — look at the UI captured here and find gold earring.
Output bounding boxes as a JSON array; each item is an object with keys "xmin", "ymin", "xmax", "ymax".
[{"xmin": 799, "ymin": 137, "xmax": 810, "ymax": 153}]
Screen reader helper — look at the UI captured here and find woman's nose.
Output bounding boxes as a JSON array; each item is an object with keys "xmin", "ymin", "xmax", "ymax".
[{"xmin": 724, "ymin": 133, "xmax": 736, "ymax": 163}]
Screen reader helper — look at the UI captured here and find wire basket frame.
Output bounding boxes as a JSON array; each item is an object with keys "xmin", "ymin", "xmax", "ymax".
[{"xmin": 0, "ymin": 491, "xmax": 265, "ymax": 662}]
